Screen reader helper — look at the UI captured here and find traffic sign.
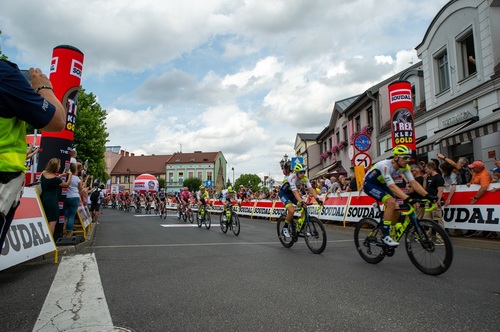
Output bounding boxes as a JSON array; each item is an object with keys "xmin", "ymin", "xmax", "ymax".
[
  {"xmin": 205, "ymin": 180, "xmax": 212, "ymax": 187},
  {"xmin": 348, "ymin": 145, "xmax": 355, "ymax": 160},
  {"xmin": 354, "ymin": 134, "xmax": 371, "ymax": 152},
  {"xmin": 353, "ymin": 152, "xmax": 372, "ymax": 169},
  {"xmin": 291, "ymin": 157, "xmax": 304, "ymax": 168}
]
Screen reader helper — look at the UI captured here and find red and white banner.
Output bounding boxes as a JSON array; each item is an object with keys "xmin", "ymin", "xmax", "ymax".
[{"xmin": 1, "ymin": 188, "xmax": 57, "ymax": 271}]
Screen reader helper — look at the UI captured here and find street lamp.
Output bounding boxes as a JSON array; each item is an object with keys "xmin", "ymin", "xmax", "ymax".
[
  {"xmin": 231, "ymin": 167, "xmax": 234, "ymax": 186},
  {"xmin": 126, "ymin": 168, "xmax": 131, "ymax": 193}
]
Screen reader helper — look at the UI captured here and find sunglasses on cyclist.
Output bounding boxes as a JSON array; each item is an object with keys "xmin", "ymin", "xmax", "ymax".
[
  {"xmin": 400, "ymin": 156, "xmax": 411, "ymax": 161},
  {"xmin": 298, "ymin": 170, "xmax": 306, "ymax": 174}
]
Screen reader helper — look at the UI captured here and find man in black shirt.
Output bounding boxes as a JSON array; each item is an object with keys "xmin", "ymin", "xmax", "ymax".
[{"xmin": 424, "ymin": 161, "xmax": 445, "ymax": 243}]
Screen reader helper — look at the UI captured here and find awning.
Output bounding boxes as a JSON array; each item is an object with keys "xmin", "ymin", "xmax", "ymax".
[
  {"xmin": 416, "ymin": 120, "xmax": 473, "ymax": 155},
  {"xmin": 441, "ymin": 109, "xmax": 500, "ymax": 147},
  {"xmin": 312, "ymin": 162, "xmax": 345, "ymax": 179},
  {"xmin": 372, "ymin": 149, "xmax": 392, "ymax": 163}
]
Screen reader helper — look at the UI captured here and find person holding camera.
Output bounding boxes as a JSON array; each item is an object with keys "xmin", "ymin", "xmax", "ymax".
[{"xmin": 0, "ymin": 60, "xmax": 66, "ymax": 251}]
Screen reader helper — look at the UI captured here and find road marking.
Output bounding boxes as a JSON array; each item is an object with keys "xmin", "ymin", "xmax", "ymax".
[
  {"xmin": 92, "ymin": 239, "xmax": 352, "ymax": 249},
  {"xmin": 160, "ymin": 224, "xmax": 199, "ymax": 227},
  {"xmin": 33, "ymin": 253, "xmax": 116, "ymax": 332},
  {"xmin": 133, "ymin": 214, "xmax": 158, "ymax": 217}
]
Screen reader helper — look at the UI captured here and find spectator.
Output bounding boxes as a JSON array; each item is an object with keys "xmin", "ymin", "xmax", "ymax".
[
  {"xmin": 467, "ymin": 160, "xmax": 492, "ymax": 204},
  {"xmin": 0, "ymin": 61, "xmax": 66, "ymax": 250},
  {"xmin": 491, "ymin": 167, "xmax": 500, "ymax": 183},
  {"xmin": 437, "ymin": 153, "xmax": 471, "ymax": 185},
  {"xmin": 25, "ymin": 142, "xmax": 39, "ymax": 169},
  {"xmin": 440, "ymin": 161, "xmax": 458, "ymax": 207},
  {"xmin": 409, "ymin": 164, "xmax": 425, "ymax": 218},
  {"xmin": 40, "ymin": 158, "xmax": 72, "ymax": 235},
  {"xmin": 347, "ymin": 173, "xmax": 358, "ymax": 192},
  {"xmin": 63, "ymin": 163, "xmax": 82, "ymax": 236},
  {"xmin": 323, "ymin": 176, "xmax": 331, "ymax": 189},
  {"xmin": 89, "ymin": 183, "xmax": 103, "ymax": 223},
  {"xmin": 328, "ymin": 176, "xmax": 340, "ymax": 194},
  {"xmin": 423, "ymin": 161, "xmax": 445, "ymax": 244},
  {"xmin": 69, "ymin": 148, "xmax": 77, "ymax": 164}
]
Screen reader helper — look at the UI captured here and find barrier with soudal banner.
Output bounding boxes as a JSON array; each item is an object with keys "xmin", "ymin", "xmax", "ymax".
[
  {"xmin": 132, "ymin": 174, "xmax": 159, "ymax": 193},
  {"xmin": 167, "ymin": 184, "xmax": 500, "ymax": 232},
  {"xmin": 37, "ymin": 45, "xmax": 84, "ymax": 173},
  {"xmin": 388, "ymin": 81, "xmax": 416, "ymax": 155}
]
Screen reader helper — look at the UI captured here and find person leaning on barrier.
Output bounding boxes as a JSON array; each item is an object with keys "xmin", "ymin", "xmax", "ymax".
[{"xmin": 0, "ymin": 60, "xmax": 66, "ymax": 251}]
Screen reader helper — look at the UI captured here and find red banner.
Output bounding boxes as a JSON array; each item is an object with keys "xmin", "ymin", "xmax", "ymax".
[{"xmin": 388, "ymin": 81, "xmax": 416, "ymax": 154}]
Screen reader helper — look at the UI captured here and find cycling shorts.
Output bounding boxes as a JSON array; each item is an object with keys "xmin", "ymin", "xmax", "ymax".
[
  {"xmin": 279, "ymin": 185, "xmax": 298, "ymax": 207},
  {"xmin": 363, "ymin": 168, "xmax": 393, "ymax": 203}
]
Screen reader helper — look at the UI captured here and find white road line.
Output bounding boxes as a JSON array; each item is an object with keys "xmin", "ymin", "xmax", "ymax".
[
  {"xmin": 33, "ymin": 253, "xmax": 116, "ymax": 332},
  {"xmin": 160, "ymin": 224, "xmax": 199, "ymax": 227}
]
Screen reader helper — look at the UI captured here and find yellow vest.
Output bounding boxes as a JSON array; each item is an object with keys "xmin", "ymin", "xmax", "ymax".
[{"xmin": 0, "ymin": 117, "xmax": 27, "ymax": 173}]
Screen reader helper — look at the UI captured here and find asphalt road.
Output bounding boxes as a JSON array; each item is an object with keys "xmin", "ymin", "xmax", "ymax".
[{"xmin": 1, "ymin": 207, "xmax": 500, "ymax": 332}]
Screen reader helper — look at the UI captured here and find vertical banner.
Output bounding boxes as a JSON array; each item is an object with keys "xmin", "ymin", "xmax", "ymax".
[
  {"xmin": 388, "ymin": 81, "xmax": 416, "ymax": 155},
  {"xmin": 37, "ymin": 45, "xmax": 84, "ymax": 173}
]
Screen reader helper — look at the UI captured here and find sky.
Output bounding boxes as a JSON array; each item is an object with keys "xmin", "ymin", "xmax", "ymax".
[{"xmin": 0, "ymin": 0, "xmax": 449, "ymax": 182}]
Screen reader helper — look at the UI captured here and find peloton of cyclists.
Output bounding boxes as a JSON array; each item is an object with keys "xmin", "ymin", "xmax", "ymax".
[
  {"xmin": 279, "ymin": 163, "xmax": 323, "ymax": 239},
  {"xmin": 363, "ymin": 144, "xmax": 437, "ymax": 246}
]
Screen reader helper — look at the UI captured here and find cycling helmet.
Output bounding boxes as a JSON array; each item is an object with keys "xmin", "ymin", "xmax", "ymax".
[
  {"xmin": 293, "ymin": 163, "xmax": 304, "ymax": 173},
  {"xmin": 392, "ymin": 145, "xmax": 412, "ymax": 156},
  {"xmin": 227, "ymin": 186, "xmax": 232, "ymax": 191},
  {"xmin": 199, "ymin": 185, "xmax": 205, "ymax": 190}
]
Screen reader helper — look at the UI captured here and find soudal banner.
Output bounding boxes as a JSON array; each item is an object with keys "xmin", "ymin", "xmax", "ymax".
[
  {"xmin": 388, "ymin": 81, "xmax": 416, "ymax": 154},
  {"xmin": 37, "ymin": 45, "xmax": 84, "ymax": 173}
]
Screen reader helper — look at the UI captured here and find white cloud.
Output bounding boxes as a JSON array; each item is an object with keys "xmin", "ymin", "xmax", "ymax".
[{"xmin": 0, "ymin": 0, "xmax": 450, "ymax": 181}]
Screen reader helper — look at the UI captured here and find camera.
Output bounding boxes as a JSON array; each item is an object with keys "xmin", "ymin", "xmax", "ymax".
[{"xmin": 20, "ymin": 69, "xmax": 31, "ymax": 83}]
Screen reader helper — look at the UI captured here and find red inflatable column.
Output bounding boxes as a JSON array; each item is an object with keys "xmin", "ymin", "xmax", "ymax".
[
  {"xmin": 37, "ymin": 45, "xmax": 84, "ymax": 173},
  {"xmin": 388, "ymin": 81, "xmax": 416, "ymax": 156}
]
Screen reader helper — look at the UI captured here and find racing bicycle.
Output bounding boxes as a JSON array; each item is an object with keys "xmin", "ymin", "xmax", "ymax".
[
  {"xmin": 197, "ymin": 204, "xmax": 211, "ymax": 230},
  {"xmin": 178, "ymin": 203, "xmax": 194, "ymax": 223},
  {"xmin": 354, "ymin": 199, "xmax": 453, "ymax": 275},
  {"xmin": 220, "ymin": 203, "xmax": 240, "ymax": 236},
  {"xmin": 277, "ymin": 203, "xmax": 326, "ymax": 254}
]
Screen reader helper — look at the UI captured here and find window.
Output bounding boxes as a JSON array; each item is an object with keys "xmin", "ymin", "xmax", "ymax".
[
  {"xmin": 342, "ymin": 126, "xmax": 347, "ymax": 142},
  {"xmin": 328, "ymin": 137, "xmax": 332, "ymax": 151},
  {"xmin": 188, "ymin": 171, "xmax": 193, "ymax": 179},
  {"xmin": 116, "ymin": 176, "xmax": 121, "ymax": 184},
  {"xmin": 125, "ymin": 175, "xmax": 130, "ymax": 184},
  {"xmin": 436, "ymin": 51, "xmax": 450, "ymax": 93},
  {"xmin": 457, "ymin": 31, "xmax": 476, "ymax": 79},
  {"xmin": 355, "ymin": 115, "xmax": 361, "ymax": 133},
  {"xmin": 207, "ymin": 171, "xmax": 212, "ymax": 181},
  {"xmin": 197, "ymin": 171, "xmax": 202, "ymax": 180},
  {"xmin": 336, "ymin": 132, "xmax": 340, "ymax": 144},
  {"xmin": 411, "ymin": 85, "xmax": 416, "ymax": 111},
  {"xmin": 168, "ymin": 172, "xmax": 174, "ymax": 184},
  {"xmin": 366, "ymin": 108, "xmax": 373, "ymax": 128}
]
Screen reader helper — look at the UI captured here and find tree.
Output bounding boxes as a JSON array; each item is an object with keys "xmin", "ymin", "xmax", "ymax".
[
  {"xmin": 158, "ymin": 177, "xmax": 165, "ymax": 190},
  {"xmin": 0, "ymin": 31, "xmax": 8, "ymax": 60},
  {"xmin": 73, "ymin": 88, "xmax": 109, "ymax": 183},
  {"xmin": 234, "ymin": 174, "xmax": 262, "ymax": 192},
  {"xmin": 182, "ymin": 178, "xmax": 201, "ymax": 193}
]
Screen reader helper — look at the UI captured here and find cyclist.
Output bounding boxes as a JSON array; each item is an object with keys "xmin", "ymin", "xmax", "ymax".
[
  {"xmin": 363, "ymin": 144, "xmax": 437, "ymax": 246},
  {"xmin": 279, "ymin": 163, "xmax": 323, "ymax": 238},
  {"xmin": 178, "ymin": 187, "xmax": 191, "ymax": 215},
  {"xmin": 220, "ymin": 186, "xmax": 236, "ymax": 221},
  {"xmin": 197, "ymin": 185, "xmax": 210, "ymax": 221}
]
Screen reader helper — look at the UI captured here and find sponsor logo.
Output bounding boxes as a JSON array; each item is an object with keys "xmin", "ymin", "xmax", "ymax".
[
  {"xmin": 1, "ymin": 222, "xmax": 52, "ymax": 256},
  {"xmin": 390, "ymin": 89, "xmax": 412, "ymax": 103},
  {"xmin": 70, "ymin": 59, "xmax": 83, "ymax": 79},
  {"xmin": 50, "ymin": 57, "xmax": 58, "ymax": 73}
]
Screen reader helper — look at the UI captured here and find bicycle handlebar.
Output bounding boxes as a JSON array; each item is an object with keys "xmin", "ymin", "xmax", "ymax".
[{"xmin": 401, "ymin": 199, "xmax": 436, "ymax": 216}]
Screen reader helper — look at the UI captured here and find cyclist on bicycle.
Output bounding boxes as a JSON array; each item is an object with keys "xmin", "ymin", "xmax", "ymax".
[
  {"xmin": 363, "ymin": 144, "xmax": 437, "ymax": 246},
  {"xmin": 197, "ymin": 185, "xmax": 210, "ymax": 220},
  {"xmin": 220, "ymin": 186, "xmax": 236, "ymax": 220},
  {"xmin": 178, "ymin": 187, "xmax": 191, "ymax": 216},
  {"xmin": 279, "ymin": 163, "xmax": 323, "ymax": 238}
]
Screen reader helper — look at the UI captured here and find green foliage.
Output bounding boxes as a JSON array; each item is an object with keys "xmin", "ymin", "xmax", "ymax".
[
  {"xmin": 234, "ymin": 174, "xmax": 262, "ymax": 192},
  {"xmin": 158, "ymin": 177, "xmax": 165, "ymax": 190},
  {"xmin": 182, "ymin": 177, "xmax": 201, "ymax": 192},
  {"xmin": 0, "ymin": 31, "xmax": 8, "ymax": 60},
  {"xmin": 73, "ymin": 87, "xmax": 109, "ymax": 183}
]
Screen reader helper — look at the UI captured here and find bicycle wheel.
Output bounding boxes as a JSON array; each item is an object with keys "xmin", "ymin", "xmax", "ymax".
[
  {"xmin": 187, "ymin": 210, "xmax": 194, "ymax": 224},
  {"xmin": 220, "ymin": 214, "xmax": 228, "ymax": 233},
  {"xmin": 354, "ymin": 218, "xmax": 385, "ymax": 264},
  {"xmin": 303, "ymin": 217, "xmax": 326, "ymax": 254},
  {"xmin": 231, "ymin": 214, "xmax": 240, "ymax": 236},
  {"xmin": 205, "ymin": 211, "xmax": 211, "ymax": 230},
  {"xmin": 182, "ymin": 210, "xmax": 187, "ymax": 222},
  {"xmin": 405, "ymin": 219, "xmax": 453, "ymax": 275},
  {"xmin": 276, "ymin": 215, "xmax": 294, "ymax": 248}
]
